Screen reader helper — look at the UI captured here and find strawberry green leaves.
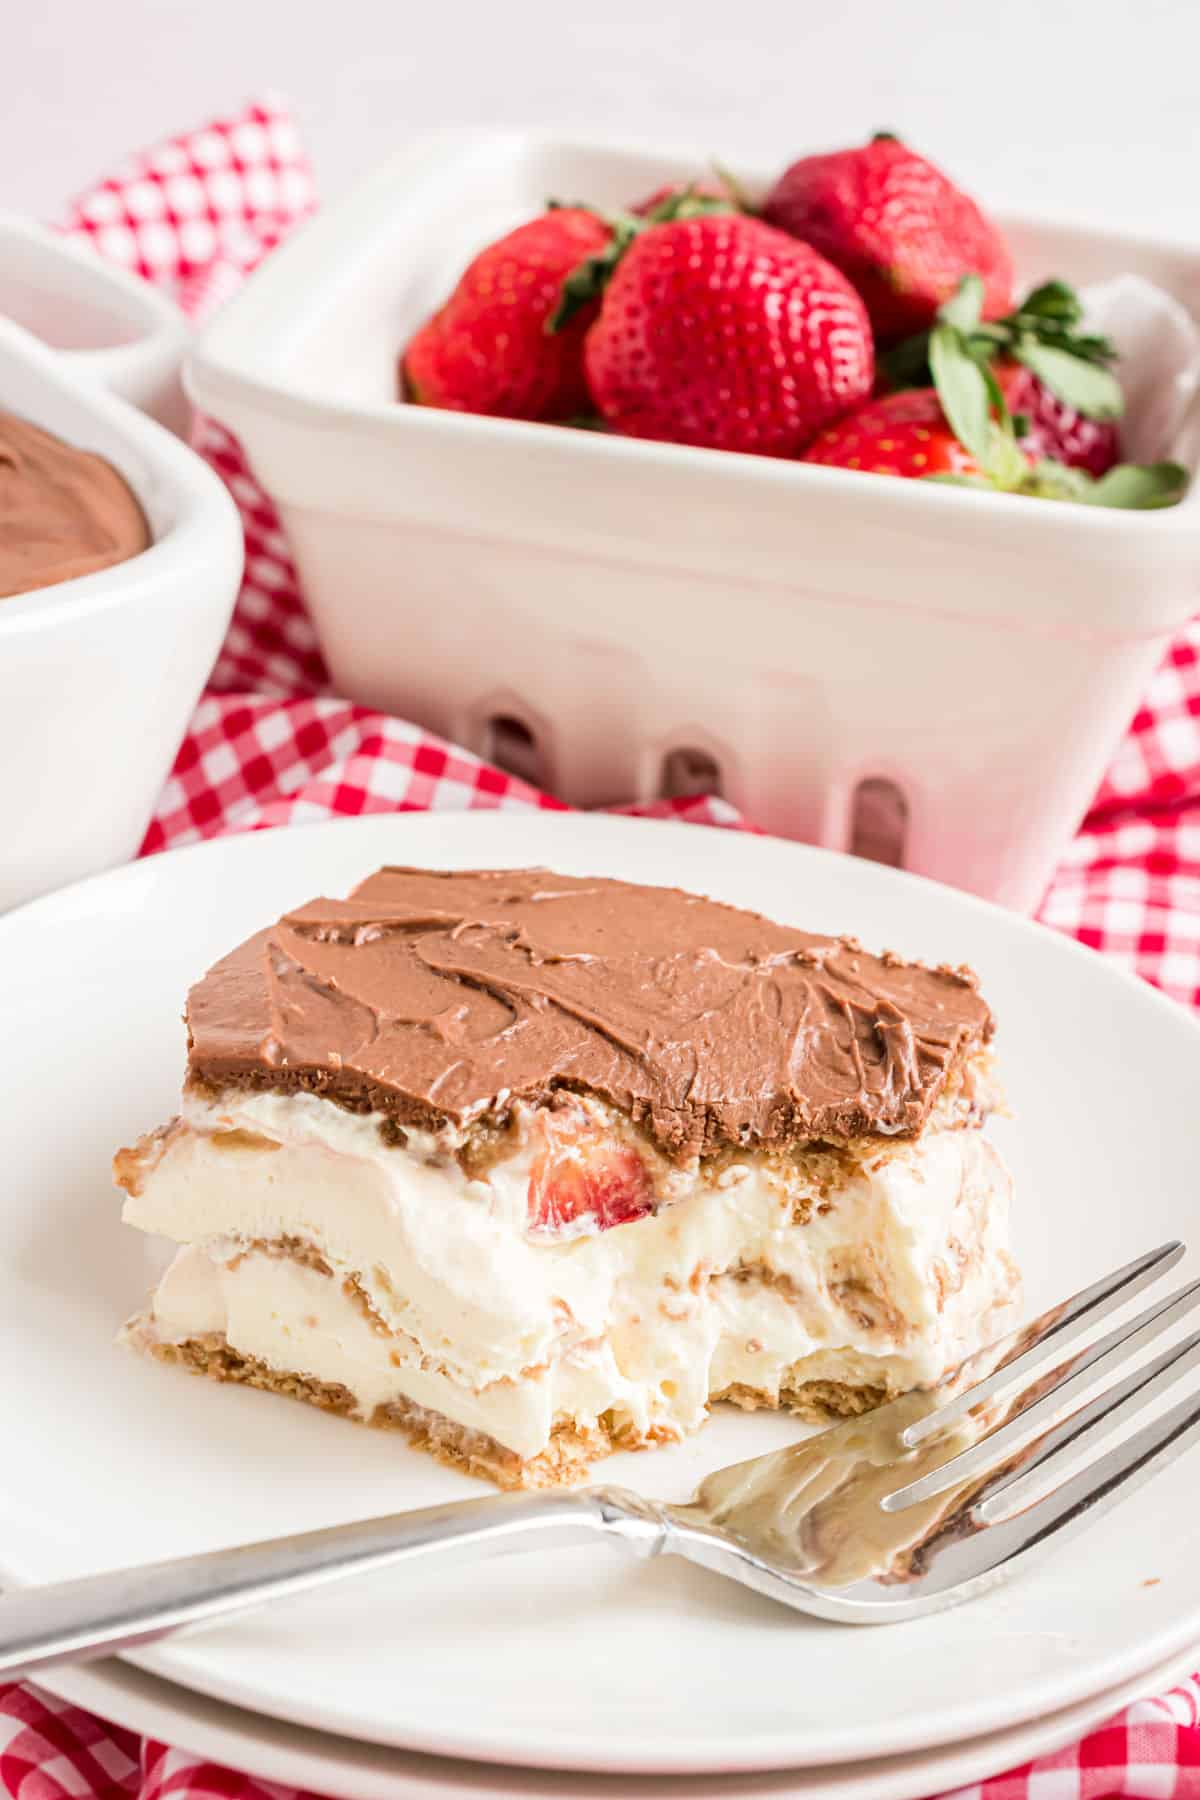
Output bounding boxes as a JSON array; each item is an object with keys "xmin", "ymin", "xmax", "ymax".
[
  {"xmin": 546, "ymin": 215, "xmax": 642, "ymax": 333},
  {"xmin": 925, "ymin": 276, "xmax": 1004, "ymax": 467},
  {"xmin": 928, "ymin": 318, "xmax": 993, "ymax": 465},
  {"xmin": 643, "ymin": 183, "xmax": 741, "ymax": 224},
  {"xmin": 930, "ymin": 455, "xmax": 1188, "ymax": 508},
  {"xmin": 1000, "ymin": 279, "xmax": 1123, "ymax": 421},
  {"xmin": 937, "ymin": 272, "xmax": 985, "ymax": 334},
  {"xmin": 546, "ymin": 185, "xmax": 740, "ymax": 334},
  {"xmin": 708, "ymin": 162, "xmax": 756, "ymax": 215},
  {"xmin": 883, "ymin": 275, "xmax": 1124, "ymax": 421},
  {"xmin": 1087, "ymin": 462, "xmax": 1189, "ymax": 508},
  {"xmin": 910, "ymin": 274, "xmax": 1189, "ymax": 508},
  {"xmin": 1009, "ymin": 340, "xmax": 1123, "ymax": 421},
  {"xmin": 1003, "ymin": 280, "xmax": 1117, "ymax": 369},
  {"xmin": 1021, "ymin": 459, "xmax": 1189, "ymax": 508},
  {"xmin": 927, "ymin": 298, "xmax": 1021, "ymax": 480}
]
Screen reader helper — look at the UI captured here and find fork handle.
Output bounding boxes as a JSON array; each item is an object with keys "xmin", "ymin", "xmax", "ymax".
[{"xmin": 0, "ymin": 1486, "xmax": 664, "ymax": 1680}]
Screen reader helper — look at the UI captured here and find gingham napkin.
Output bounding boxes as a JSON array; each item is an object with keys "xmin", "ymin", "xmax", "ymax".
[{"xmin": 3, "ymin": 95, "xmax": 1197, "ymax": 1800}]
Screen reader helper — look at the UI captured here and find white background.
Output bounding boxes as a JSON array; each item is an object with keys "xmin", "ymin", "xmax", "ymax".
[{"xmin": 4, "ymin": 0, "xmax": 1199, "ymax": 237}]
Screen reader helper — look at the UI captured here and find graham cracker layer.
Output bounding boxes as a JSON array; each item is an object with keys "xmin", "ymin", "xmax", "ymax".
[
  {"xmin": 126, "ymin": 1320, "xmax": 888, "ymax": 1489},
  {"xmin": 718, "ymin": 1377, "xmax": 892, "ymax": 1422},
  {"xmin": 129, "ymin": 1322, "xmax": 621, "ymax": 1489}
]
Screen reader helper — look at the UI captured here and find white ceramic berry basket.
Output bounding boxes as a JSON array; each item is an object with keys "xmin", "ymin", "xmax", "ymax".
[
  {"xmin": 187, "ymin": 131, "xmax": 1200, "ymax": 911},
  {"xmin": 0, "ymin": 216, "xmax": 190, "ymax": 434},
  {"xmin": 0, "ymin": 318, "xmax": 243, "ymax": 910}
]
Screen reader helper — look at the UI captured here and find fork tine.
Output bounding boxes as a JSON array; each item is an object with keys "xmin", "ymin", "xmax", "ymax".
[
  {"xmin": 956, "ymin": 1384, "xmax": 1200, "ymax": 1587},
  {"xmin": 884, "ymin": 1275, "xmax": 1200, "ymax": 1512},
  {"xmin": 901, "ymin": 1240, "xmax": 1185, "ymax": 1449},
  {"xmin": 972, "ymin": 1327, "xmax": 1200, "ymax": 1525}
]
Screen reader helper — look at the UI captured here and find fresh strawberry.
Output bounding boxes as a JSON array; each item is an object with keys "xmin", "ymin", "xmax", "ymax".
[
  {"xmin": 881, "ymin": 277, "xmax": 1129, "ymax": 475},
  {"xmin": 804, "ymin": 380, "xmax": 1183, "ymax": 511},
  {"xmin": 994, "ymin": 359, "xmax": 1120, "ymax": 476},
  {"xmin": 803, "ymin": 388, "xmax": 993, "ymax": 478},
  {"xmin": 527, "ymin": 1125, "xmax": 653, "ymax": 1238},
  {"xmin": 881, "ymin": 277, "xmax": 1124, "ymax": 475},
  {"xmin": 582, "ymin": 213, "xmax": 874, "ymax": 456},
  {"xmin": 763, "ymin": 135, "xmax": 1013, "ymax": 341},
  {"xmin": 401, "ymin": 209, "xmax": 611, "ymax": 421}
]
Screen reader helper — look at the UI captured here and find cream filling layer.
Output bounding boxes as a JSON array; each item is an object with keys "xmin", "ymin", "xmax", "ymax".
[{"xmin": 123, "ymin": 1090, "xmax": 1020, "ymax": 1462}]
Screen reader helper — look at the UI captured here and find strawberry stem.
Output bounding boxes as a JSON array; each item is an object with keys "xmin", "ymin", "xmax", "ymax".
[{"xmin": 709, "ymin": 161, "xmax": 756, "ymax": 213}]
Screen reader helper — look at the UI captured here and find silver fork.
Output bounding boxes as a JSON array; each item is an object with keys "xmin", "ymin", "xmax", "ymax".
[{"xmin": 4, "ymin": 1240, "xmax": 1200, "ymax": 1676}]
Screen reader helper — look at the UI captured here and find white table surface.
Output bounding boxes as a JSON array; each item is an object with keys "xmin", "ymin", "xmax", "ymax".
[{"xmin": 5, "ymin": 0, "xmax": 1199, "ymax": 239}]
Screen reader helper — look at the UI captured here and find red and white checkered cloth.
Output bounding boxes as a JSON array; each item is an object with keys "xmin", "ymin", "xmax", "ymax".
[
  {"xmin": 2, "ymin": 1674, "xmax": 1199, "ymax": 1800},
  {"xmin": 4, "ymin": 94, "xmax": 1198, "ymax": 1800}
]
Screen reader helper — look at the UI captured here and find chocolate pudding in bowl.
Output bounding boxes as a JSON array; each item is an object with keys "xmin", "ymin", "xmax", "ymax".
[
  {"xmin": 0, "ymin": 408, "xmax": 150, "ymax": 599},
  {"xmin": 0, "ymin": 312, "xmax": 243, "ymax": 910}
]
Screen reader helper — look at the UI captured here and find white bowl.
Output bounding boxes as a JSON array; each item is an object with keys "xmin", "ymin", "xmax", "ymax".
[
  {"xmin": 187, "ymin": 130, "xmax": 1200, "ymax": 911},
  {"xmin": 0, "ymin": 215, "xmax": 190, "ymax": 433},
  {"xmin": 0, "ymin": 318, "xmax": 243, "ymax": 910}
]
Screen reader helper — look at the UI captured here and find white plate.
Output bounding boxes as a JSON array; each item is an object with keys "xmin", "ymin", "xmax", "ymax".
[
  {"xmin": 3, "ymin": 813, "xmax": 1200, "ymax": 1776},
  {"xmin": 38, "ymin": 1642, "xmax": 1200, "ymax": 1800}
]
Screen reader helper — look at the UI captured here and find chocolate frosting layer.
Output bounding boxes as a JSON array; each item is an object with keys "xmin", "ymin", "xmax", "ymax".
[
  {"xmin": 0, "ymin": 410, "xmax": 150, "ymax": 600},
  {"xmin": 186, "ymin": 867, "xmax": 993, "ymax": 1162}
]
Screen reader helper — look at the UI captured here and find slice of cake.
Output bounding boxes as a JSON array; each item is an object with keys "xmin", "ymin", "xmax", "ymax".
[{"xmin": 115, "ymin": 866, "xmax": 1021, "ymax": 1489}]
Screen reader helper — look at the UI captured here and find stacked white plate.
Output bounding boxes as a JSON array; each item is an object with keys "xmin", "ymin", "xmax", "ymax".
[{"xmin": 4, "ymin": 813, "xmax": 1199, "ymax": 1799}]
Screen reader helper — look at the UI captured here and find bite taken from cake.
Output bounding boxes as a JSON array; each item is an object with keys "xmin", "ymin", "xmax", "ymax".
[{"xmin": 115, "ymin": 867, "xmax": 1020, "ymax": 1489}]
